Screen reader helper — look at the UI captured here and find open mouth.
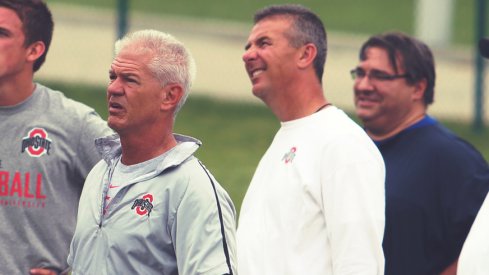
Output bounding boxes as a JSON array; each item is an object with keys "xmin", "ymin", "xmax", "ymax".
[
  {"xmin": 250, "ymin": 69, "xmax": 264, "ymax": 78},
  {"xmin": 355, "ymin": 96, "xmax": 380, "ymax": 109},
  {"xmin": 108, "ymin": 101, "xmax": 124, "ymax": 113},
  {"xmin": 246, "ymin": 61, "xmax": 266, "ymax": 80}
]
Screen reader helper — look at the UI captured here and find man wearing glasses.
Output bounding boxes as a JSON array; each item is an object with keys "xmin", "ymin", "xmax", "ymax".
[{"xmin": 352, "ymin": 31, "xmax": 489, "ymax": 275}]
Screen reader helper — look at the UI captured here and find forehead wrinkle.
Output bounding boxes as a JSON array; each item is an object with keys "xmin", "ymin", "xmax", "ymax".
[{"xmin": 111, "ymin": 55, "xmax": 149, "ymax": 77}]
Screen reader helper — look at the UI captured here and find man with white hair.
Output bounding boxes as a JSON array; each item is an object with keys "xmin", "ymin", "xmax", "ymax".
[{"xmin": 68, "ymin": 29, "xmax": 237, "ymax": 275}]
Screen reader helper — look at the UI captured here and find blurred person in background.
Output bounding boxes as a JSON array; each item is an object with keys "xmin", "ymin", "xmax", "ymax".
[
  {"xmin": 457, "ymin": 37, "xmax": 489, "ymax": 275},
  {"xmin": 237, "ymin": 4, "xmax": 386, "ymax": 274},
  {"xmin": 67, "ymin": 29, "xmax": 237, "ymax": 275},
  {"xmin": 352, "ymin": 31, "xmax": 489, "ymax": 275},
  {"xmin": 0, "ymin": 0, "xmax": 112, "ymax": 274}
]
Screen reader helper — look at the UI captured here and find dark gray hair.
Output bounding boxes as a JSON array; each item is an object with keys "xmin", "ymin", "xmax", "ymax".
[
  {"xmin": 359, "ymin": 32, "xmax": 436, "ymax": 105},
  {"xmin": 254, "ymin": 4, "xmax": 327, "ymax": 82}
]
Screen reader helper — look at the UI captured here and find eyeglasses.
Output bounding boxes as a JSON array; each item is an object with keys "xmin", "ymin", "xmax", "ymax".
[{"xmin": 350, "ymin": 68, "xmax": 409, "ymax": 82}]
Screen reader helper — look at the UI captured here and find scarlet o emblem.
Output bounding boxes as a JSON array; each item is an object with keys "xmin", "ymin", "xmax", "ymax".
[
  {"xmin": 21, "ymin": 128, "xmax": 52, "ymax": 157},
  {"xmin": 28, "ymin": 128, "xmax": 47, "ymax": 155},
  {"xmin": 131, "ymin": 194, "xmax": 154, "ymax": 217}
]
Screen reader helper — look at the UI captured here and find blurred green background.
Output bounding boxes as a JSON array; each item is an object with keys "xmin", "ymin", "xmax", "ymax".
[{"xmin": 47, "ymin": 0, "xmax": 488, "ymax": 46}]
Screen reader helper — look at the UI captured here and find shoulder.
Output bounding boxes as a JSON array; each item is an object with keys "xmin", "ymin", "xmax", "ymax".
[
  {"xmin": 415, "ymin": 123, "xmax": 485, "ymax": 160},
  {"xmin": 37, "ymin": 84, "xmax": 94, "ymax": 113},
  {"xmin": 37, "ymin": 84, "xmax": 112, "ymax": 136},
  {"xmin": 178, "ymin": 158, "xmax": 223, "ymax": 195},
  {"xmin": 35, "ymin": 84, "xmax": 99, "ymax": 122},
  {"xmin": 388, "ymin": 124, "xmax": 489, "ymax": 180},
  {"xmin": 317, "ymin": 107, "xmax": 370, "ymax": 140},
  {"xmin": 316, "ymin": 108, "xmax": 381, "ymax": 159},
  {"xmin": 86, "ymin": 160, "xmax": 108, "ymax": 179},
  {"xmin": 172, "ymin": 158, "xmax": 233, "ymax": 208},
  {"xmin": 82, "ymin": 160, "xmax": 108, "ymax": 191}
]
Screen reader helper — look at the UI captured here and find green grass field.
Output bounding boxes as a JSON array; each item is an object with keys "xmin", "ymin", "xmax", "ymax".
[
  {"xmin": 46, "ymin": 81, "xmax": 489, "ymax": 213},
  {"xmin": 48, "ymin": 0, "xmax": 488, "ymax": 46}
]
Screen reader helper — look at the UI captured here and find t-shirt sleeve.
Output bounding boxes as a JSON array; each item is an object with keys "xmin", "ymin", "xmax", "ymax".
[
  {"xmin": 74, "ymin": 110, "xmax": 113, "ymax": 179},
  {"xmin": 438, "ymin": 143, "xmax": 489, "ymax": 260},
  {"xmin": 321, "ymin": 135, "xmax": 386, "ymax": 274}
]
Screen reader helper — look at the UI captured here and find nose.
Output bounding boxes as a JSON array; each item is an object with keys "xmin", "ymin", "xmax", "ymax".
[
  {"xmin": 354, "ymin": 74, "xmax": 375, "ymax": 92},
  {"xmin": 242, "ymin": 47, "xmax": 257, "ymax": 63},
  {"xmin": 107, "ymin": 78, "xmax": 124, "ymax": 98}
]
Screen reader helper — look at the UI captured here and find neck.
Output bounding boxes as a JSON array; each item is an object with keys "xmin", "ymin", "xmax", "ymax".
[
  {"xmin": 0, "ymin": 70, "xmax": 35, "ymax": 106},
  {"xmin": 270, "ymin": 79, "xmax": 328, "ymax": 122},
  {"xmin": 119, "ymin": 129, "xmax": 177, "ymax": 165},
  {"xmin": 366, "ymin": 112, "xmax": 426, "ymax": 141}
]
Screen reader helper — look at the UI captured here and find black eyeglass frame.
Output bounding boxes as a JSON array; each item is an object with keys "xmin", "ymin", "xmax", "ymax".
[{"xmin": 350, "ymin": 68, "xmax": 410, "ymax": 82}]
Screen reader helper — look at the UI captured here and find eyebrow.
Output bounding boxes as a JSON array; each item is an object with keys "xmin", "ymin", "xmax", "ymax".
[
  {"xmin": 371, "ymin": 69, "xmax": 385, "ymax": 73},
  {"xmin": 369, "ymin": 68, "xmax": 393, "ymax": 74},
  {"xmin": 244, "ymin": 43, "xmax": 250, "ymax": 51},
  {"xmin": 244, "ymin": 36, "xmax": 269, "ymax": 51},
  {"xmin": 108, "ymin": 69, "xmax": 139, "ymax": 79},
  {"xmin": 355, "ymin": 67, "xmax": 391, "ymax": 74}
]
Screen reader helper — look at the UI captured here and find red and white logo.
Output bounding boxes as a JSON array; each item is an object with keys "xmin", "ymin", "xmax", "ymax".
[
  {"xmin": 21, "ymin": 128, "xmax": 52, "ymax": 157},
  {"xmin": 131, "ymin": 193, "xmax": 154, "ymax": 217},
  {"xmin": 282, "ymin": 146, "xmax": 297, "ymax": 164}
]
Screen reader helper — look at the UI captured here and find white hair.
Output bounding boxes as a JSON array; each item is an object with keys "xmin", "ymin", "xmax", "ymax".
[{"xmin": 114, "ymin": 29, "xmax": 196, "ymax": 115}]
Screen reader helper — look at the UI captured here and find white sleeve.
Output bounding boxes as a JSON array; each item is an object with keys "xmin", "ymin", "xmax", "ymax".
[
  {"xmin": 321, "ymin": 135, "xmax": 386, "ymax": 274},
  {"xmin": 458, "ymin": 191, "xmax": 489, "ymax": 275}
]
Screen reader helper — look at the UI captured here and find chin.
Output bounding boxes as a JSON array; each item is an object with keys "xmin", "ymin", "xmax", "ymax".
[
  {"xmin": 252, "ymin": 88, "xmax": 264, "ymax": 99},
  {"xmin": 355, "ymin": 109, "xmax": 372, "ymax": 120},
  {"xmin": 252, "ymin": 83, "xmax": 269, "ymax": 97},
  {"xmin": 107, "ymin": 119, "xmax": 123, "ymax": 132}
]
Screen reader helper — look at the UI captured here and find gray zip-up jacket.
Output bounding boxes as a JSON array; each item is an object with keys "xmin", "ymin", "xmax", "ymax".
[{"xmin": 68, "ymin": 134, "xmax": 237, "ymax": 275}]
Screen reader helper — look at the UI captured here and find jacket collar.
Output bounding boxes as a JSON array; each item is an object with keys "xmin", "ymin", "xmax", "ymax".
[{"xmin": 95, "ymin": 133, "xmax": 202, "ymax": 173}]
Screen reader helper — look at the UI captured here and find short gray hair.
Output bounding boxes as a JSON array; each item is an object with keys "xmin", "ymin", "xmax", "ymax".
[
  {"xmin": 254, "ymin": 4, "xmax": 327, "ymax": 82},
  {"xmin": 114, "ymin": 29, "xmax": 196, "ymax": 115}
]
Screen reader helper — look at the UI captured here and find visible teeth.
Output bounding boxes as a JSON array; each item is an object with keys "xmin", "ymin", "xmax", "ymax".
[{"xmin": 252, "ymin": 70, "xmax": 263, "ymax": 77}]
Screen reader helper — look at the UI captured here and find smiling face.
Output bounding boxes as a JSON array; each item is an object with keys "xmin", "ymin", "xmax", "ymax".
[
  {"xmin": 242, "ymin": 16, "xmax": 301, "ymax": 103},
  {"xmin": 106, "ymin": 46, "xmax": 166, "ymax": 135},
  {"xmin": 353, "ymin": 47, "xmax": 425, "ymax": 136}
]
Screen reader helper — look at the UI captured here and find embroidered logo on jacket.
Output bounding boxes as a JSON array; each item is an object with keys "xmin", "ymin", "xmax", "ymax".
[
  {"xmin": 282, "ymin": 147, "xmax": 297, "ymax": 164},
  {"xmin": 21, "ymin": 128, "xmax": 52, "ymax": 157},
  {"xmin": 131, "ymin": 193, "xmax": 154, "ymax": 217}
]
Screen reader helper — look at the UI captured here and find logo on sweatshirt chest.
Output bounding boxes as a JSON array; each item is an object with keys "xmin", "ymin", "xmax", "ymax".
[
  {"xmin": 21, "ymin": 128, "xmax": 52, "ymax": 157},
  {"xmin": 131, "ymin": 193, "xmax": 154, "ymax": 217}
]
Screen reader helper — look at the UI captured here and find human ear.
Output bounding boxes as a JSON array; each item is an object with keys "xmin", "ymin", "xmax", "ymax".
[
  {"xmin": 161, "ymin": 84, "xmax": 184, "ymax": 111},
  {"xmin": 297, "ymin": 43, "xmax": 317, "ymax": 69},
  {"xmin": 26, "ymin": 41, "xmax": 45, "ymax": 63},
  {"xmin": 412, "ymin": 78, "xmax": 427, "ymax": 101}
]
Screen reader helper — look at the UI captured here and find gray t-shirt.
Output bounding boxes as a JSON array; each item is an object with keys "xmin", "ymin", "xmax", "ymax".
[{"xmin": 0, "ymin": 83, "xmax": 112, "ymax": 274}]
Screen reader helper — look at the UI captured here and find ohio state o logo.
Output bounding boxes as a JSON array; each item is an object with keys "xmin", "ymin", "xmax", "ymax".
[
  {"xmin": 21, "ymin": 128, "xmax": 52, "ymax": 157},
  {"xmin": 131, "ymin": 194, "xmax": 154, "ymax": 217}
]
